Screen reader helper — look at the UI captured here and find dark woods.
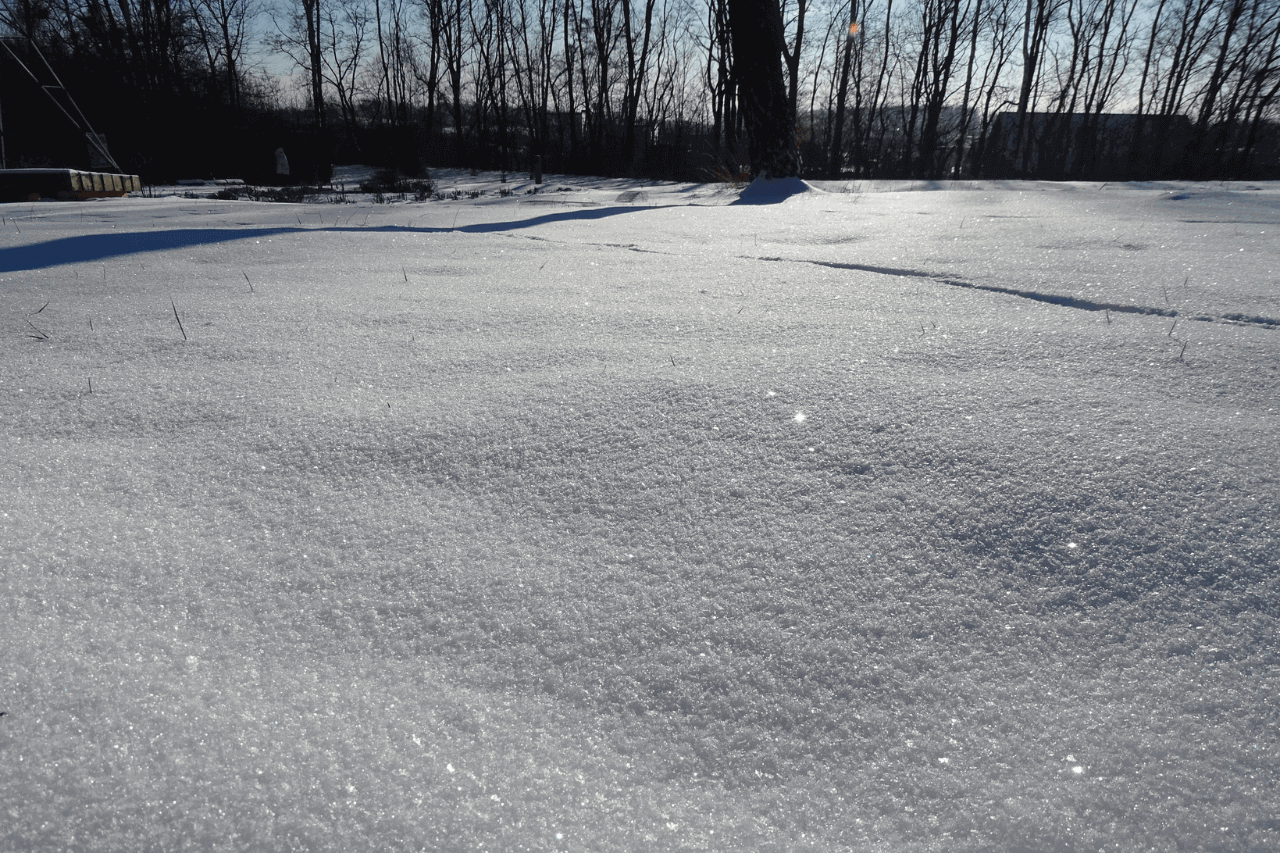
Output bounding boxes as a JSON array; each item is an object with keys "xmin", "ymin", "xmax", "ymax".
[{"xmin": 1, "ymin": 0, "xmax": 1277, "ymax": 184}]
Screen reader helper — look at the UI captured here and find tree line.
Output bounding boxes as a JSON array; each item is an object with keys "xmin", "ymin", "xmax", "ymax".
[{"xmin": 1, "ymin": 0, "xmax": 1277, "ymax": 182}]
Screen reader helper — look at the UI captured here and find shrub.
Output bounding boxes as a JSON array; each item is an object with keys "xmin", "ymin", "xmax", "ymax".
[
  {"xmin": 359, "ymin": 167, "xmax": 433, "ymax": 199},
  {"xmin": 209, "ymin": 186, "xmax": 335, "ymax": 203}
]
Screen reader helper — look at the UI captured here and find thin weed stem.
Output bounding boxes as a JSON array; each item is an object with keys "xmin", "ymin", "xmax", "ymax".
[{"xmin": 171, "ymin": 299, "xmax": 188, "ymax": 341}]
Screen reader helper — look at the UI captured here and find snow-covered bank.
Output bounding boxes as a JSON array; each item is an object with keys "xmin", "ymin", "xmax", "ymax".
[{"xmin": 2, "ymin": 175, "xmax": 1277, "ymax": 851}]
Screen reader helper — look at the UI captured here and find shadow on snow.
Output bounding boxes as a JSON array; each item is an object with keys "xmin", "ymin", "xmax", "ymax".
[{"xmin": 0, "ymin": 206, "xmax": 665, "ymax": 272}]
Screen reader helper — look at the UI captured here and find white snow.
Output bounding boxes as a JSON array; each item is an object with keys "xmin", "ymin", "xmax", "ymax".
[{"xmin": 2, "ymin": 170, "xmax": 1278, "ymax": 851}]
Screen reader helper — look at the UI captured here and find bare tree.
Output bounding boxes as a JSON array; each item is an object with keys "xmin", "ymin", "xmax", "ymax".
[
  {"xmin": 952, "ymin": 0, "xmax": 983, "ymax": 174},
  {"xmin": 0, "ymin": 0, "xmax": 56, "ymax": 42},
  {"xmin": 423, "ymin": 0, "xmax": 468, "ymax": 162},
  {"xmin": 863, "ymin": 0, "xmax": 897, "ymax": 171},
  {"xmin": 1011, "ymin": 0, "xmax": 1065, "ymax": 170},
  {"xmin": 508, "ymin": 0, "xmax": 558, "ymax": 161},
  {"xmin": 582, "ymin": 0, "xmax": 620, "ymax": 163},
  {"xmin": 189, "ymin": 0, "xmax": 263, "ymax": 107},
  {"xmin": 823, "ymin": 0, "xmax": 893, "ymax": 175},
  {"xmin": 372, "ymin": 0, "xmax": 416, "ymax": 128},
  {"xmin": 729, "ymin": 0, "xmax": 798, "ymax": 176},
  {"xmin": 1195, "ymin": 0, "xmax": 1280, "ymax": 175},
  {"xmin": 470, "ymin": 0, "xmax": 517, "ymax": 168},
  {"xmin": 906, "ymin": 0, "xmax": 972, "ymax": 176},
  {"xmin": 619, "ymin": 0, "xmax": 657, "ymax": 170},
  {"xmin": 1060, "ymin": 0, "xmax": 1139, "ymax": 115},
  {"xmin": 1188, "ymin": 0, "xmax": 1247, "ymax": 148},
  {"xmin": 804, "ymin": 7, "xmax": 840, "ymax": 172},
  {"xmin": 301, "ymin": 0, "xmax": 327, "ymax": 126},
  {"xmin": 780, "ymin": 0, "xmax": 810, "ymax": 134},
  {"xmin": 271, "ymin": 0, "xmax": 329, "ymax": 128},
  {"xmin": 700, "ymin": 0, "xmax": 737, "ymax": 157},
  {"xmin": 320, "ymin": 0, "xmax": 368, "ymax": 130},
  {"xmin": 827, "ymin": 4, "xmax": 858, "ymax": 175},
  {"xmin": 966, "ymin": 0, "xmax": 1018, "ymax": 174},
  {"xmin": 561, "ymin": 0, "xmax": 583, "ymax": 158},
  {"xmin": 639, "ymin": 0, "xmax": 686, "ymax": 126},
  {"xmin": 1230, "ymin": 0, "xmax": 1280, "ymax": 173},
  {"xmin": 413, "ymin": 0, "xmax": 443, "ymax": 137},
  {"xmin": 1152, "ymin": 0, "xmax": 1216, "ymax": 117},
  {"xmin": 67, "ymin": 0, "xmax": 192, "ymax": 106},
  {"xmin": 632, "ymin": 0, "xmax": 688, "ymax": 169},
  {"xmin": 1042, "ymin": 0, "xmax": 1139, "ymax": 175}
]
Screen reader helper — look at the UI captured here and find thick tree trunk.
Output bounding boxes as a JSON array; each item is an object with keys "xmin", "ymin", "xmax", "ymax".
[
  {"xmin": 302, "ymin": 0, "xmax": 325, "ymax": 130},
  {"xmin": 728, "ymin": 0, "xmax": 799, "ymax": 177}
]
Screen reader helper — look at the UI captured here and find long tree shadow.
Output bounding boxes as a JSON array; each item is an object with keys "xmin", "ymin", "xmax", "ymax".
[
  {"xmin": 759, "ymin": 256, "xmax": 1280, "ymax": 329},
  {"xmin": 441, "ymin": 204, "xmax": 664, "ymax": 232},
  {"xmin": 0, "ymin": 227, "xmax": 303, "ymax": 272},
  {"xmin": 0, "ymin": 205, "xmax": 667, "ymax": 272}
]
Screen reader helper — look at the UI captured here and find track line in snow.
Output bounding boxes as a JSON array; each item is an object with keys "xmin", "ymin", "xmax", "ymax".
[{"xmin": 753, "ymin": 255, "xmax": 1280, "ymax": 330}]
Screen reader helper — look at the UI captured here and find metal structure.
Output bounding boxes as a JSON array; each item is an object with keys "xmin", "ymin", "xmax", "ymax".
[{"xmin": 0, "ymin": 36, "xmax": 122, "ymax": 172}]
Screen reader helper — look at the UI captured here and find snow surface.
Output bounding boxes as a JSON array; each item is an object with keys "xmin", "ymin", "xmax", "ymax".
[{"xmin": 2, "ymin": 170, "xmax": 1278, "ymax": 851}]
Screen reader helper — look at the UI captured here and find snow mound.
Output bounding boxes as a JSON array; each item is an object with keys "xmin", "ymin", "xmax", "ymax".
[{"xmin": 734, "ymin": 176, "xmax": 817, "ymax": 204}]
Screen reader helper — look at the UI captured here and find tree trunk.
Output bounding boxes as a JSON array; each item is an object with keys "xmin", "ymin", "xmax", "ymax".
[
  {"xmin": 1013, "ymin": 0, "xmax": 1059, "ymax": 172},
  {"xmin": 1185, "ymin": 0, "xmax": 1246, "ymax": 175},
  {"xmin": 955, "ymin": 0, "xmax": 984, "ymax": 176},
  {"xmin": 829, "ymin": 12, "xmax": 855, "ymax": 176},
  {"xmin": 782, "ymin": 0, "xmax": 808, "ymax": 139},
  {"xmin": 728, "ymin": 0, "xmax": 798, "ymax": 176},
  {"xmin": 302, "ymin": 0, "xmax": 326, "ymax": 129},
  {"xmin": 563, "ymin": 0, "xmax": 579, "ymax": 161}
]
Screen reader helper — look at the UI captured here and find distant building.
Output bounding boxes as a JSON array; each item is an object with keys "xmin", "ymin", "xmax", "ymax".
[{"xmin": 983, "ymin": 112, "xmax": 1194, "ymax": 181}]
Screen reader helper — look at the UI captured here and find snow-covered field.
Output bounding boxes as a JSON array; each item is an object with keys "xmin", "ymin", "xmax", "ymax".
[{"xmin": 2, "ymin": 169, "xmax": 1278, "ymax": 851}]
